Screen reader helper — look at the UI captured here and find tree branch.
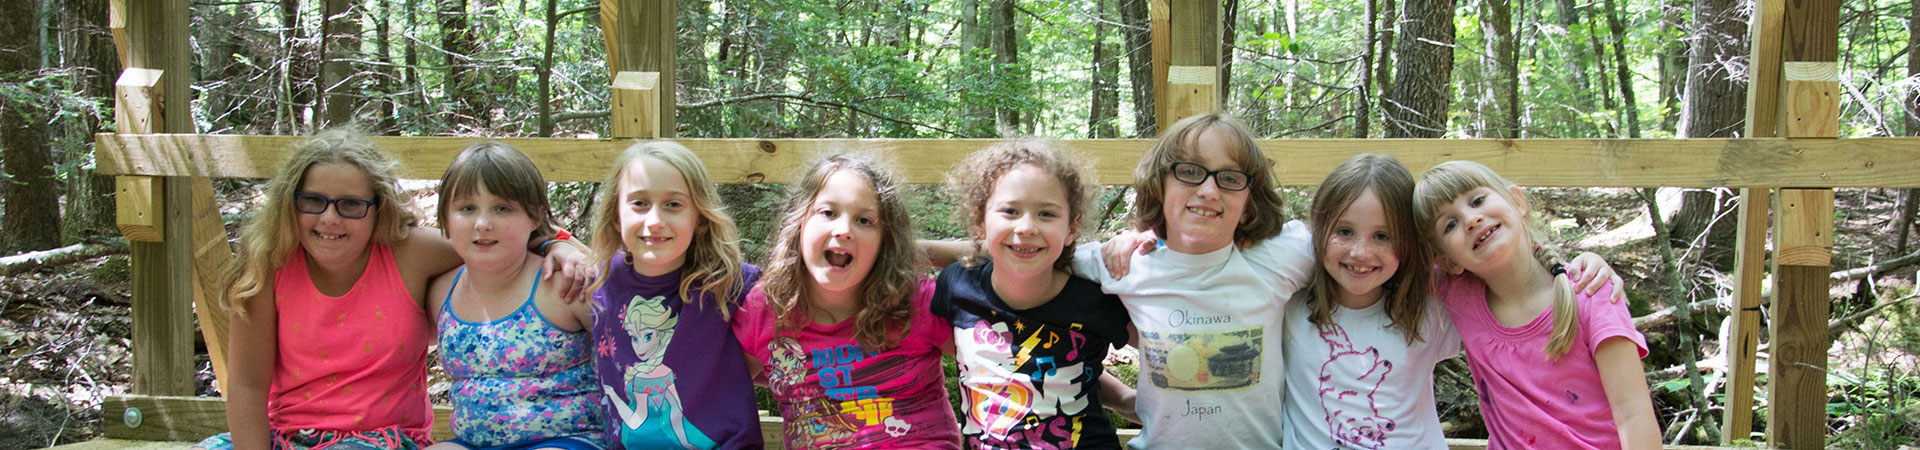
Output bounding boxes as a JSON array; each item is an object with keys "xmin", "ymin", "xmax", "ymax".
[{"xmin": 1831, "ymin": 250, "xmax": 1920, "ymax": 282}]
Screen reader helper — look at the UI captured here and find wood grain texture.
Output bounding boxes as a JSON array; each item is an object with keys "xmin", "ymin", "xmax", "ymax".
[
  {"xmin": 116, "ymin": 176, "xmax": 163, "ymax": 242},
  {"xmin": 95, "ymin": 134, "xmax": 1920, "ymax": 188},
  {"xmin": 1720, "ymin": 188, "xmax": 1769, "ymax": 442},
  {"xmin": 1775, "ymin": 188, "xmax": 1835, "ymax": 266},
  {"xmin": 611, "ymin": 72, "xmax": 661, "ymax": 139}
]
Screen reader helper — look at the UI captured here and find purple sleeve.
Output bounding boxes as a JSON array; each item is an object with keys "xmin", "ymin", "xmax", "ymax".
[{"xmin": 1579, "ymin": 281, "xmax": 1647, "ymax": 358}]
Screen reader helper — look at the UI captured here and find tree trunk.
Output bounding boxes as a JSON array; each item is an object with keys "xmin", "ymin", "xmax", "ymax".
[
  {"xmin": 55, "ymin": 0, "xmax": 118, "ymax": 242},
  {"xmin": 676, "ymin": 0, "xmax": 713, "ymax": 135},
  {"xmin": 1219, "ymin": 0, "xmax": 1237, "ymax": 106},
  {"xmin": 1385, "ymin": 0, "xmax": 1453, "ymax": 138},
  {"xmin": 1603, "ymin": 0, "xmax": 1638, "ymax": 138},
  {"xmin": 1090, "ymin": 0, "xmax": 1121, "ymax": 138},
  {"xmin": 376, "ymin": 0, "xmax": 399, "ymax": 132},
  {"xmin": 2, "ymin": 0, "xmax": 62, "ymax": 253},
  {"xmin": 320, "ymin": 0, "xmax": 361, "ymax": 126},
  {"xmin": 1121, "ymin": 0, "xmax": 1154, "ymax": 137},
  {"xmin": 1898, "ymin": 0, "xmax": 1920, "ymax": 254},
  {"xmin": 1552, "ymin": 0, "xmax": 1596, "ymax": 124},
  {"xmin": 1479, "ymin": 0, "xmax": 1517, "ymax": 138},
  {"xmin": 990, "ymin": 0, "xmax": 1024, "ymax": 133},
  {"xmin": 1586, "ymin": 5, "xmax": 1615, "ymax": 134},
  {"xmin": 441, "ymin": 0, "xmax": 485, "ymax": 129},
  {"xmin": 1356, "ymin": 0, "xmax": 1376, "ymax": 137},
  {"xmin": 1670, "ymin": 0, "xmax": 1748, "ymax": 271},
  {"xmin": 1374, "ymin": 0, "xmax": 1396, "ymax": 131},
  {"xmin": 1658, "ymin": 0, "xmax": 1687, "ymax": 134},
  {"xmin": 537, "ymin": 0, "xmax": 558, "ymax": 136},
  {"xmin": 283, "ymin": 0, "xmax": 314, "ymax": 131}
]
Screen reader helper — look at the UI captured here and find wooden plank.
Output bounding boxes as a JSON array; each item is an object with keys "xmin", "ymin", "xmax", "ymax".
[
  {"xmin": 1720, "ymin": 187, "xmax": 1768, "ymax": 443},
  {"xmin": 1743, "ymin": 0, "xmax": 1784, "ymax": 138},
  {"xmin": 131, "ymin": 176, "xmax": 197, "ymax": 396},
  {"xmin": 190, "ymin": 177, "xmax": 233, "ymax": 396},
  {"xmin": 611, "ymin": 72, "xmax": 662, "ymax": 139},
  {"xmin": 598, "ymin": 0, "xmax": 620, "ymax": 77},
  {"xmin": 116, "ymin": 176, "xmax": 164, "ymax": 242},
  {"xmin": 1165, "ymin": 65, "xmax": 1218, "ymax": 124},
  {"xmin": 95, "ymin": 134, "xmax": 1920, "ymax": 188},
  {"xmin": 1782, "ymin": 62, "xmax": 1839, "ymax": 139},
  {"xmin": 605, "ymin": 0, "xmax": 674, "ymax": 137},
  {"xmin": 108, "ymin": 0, "xmax": 129, "ymax": 68},
  {"xmin": 1148, "ymin": 0, "xmax": 1169, "ymax": 134},
  {"xmin": 1782, "ymin": 0, "xmax": 1838, "ymax": 62},
  {"xmin": 114, "ymin": 68, "xmax": 163, "ymax": 134},
  {"xmin": 1768, "ymin": 188, "xmax": 1834, "ymax": 450}
]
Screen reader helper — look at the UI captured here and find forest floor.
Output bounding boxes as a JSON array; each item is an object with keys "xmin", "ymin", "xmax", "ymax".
[{"xmin": 2, "ymin": 186, "xmax": 1917, "ymax": 448}]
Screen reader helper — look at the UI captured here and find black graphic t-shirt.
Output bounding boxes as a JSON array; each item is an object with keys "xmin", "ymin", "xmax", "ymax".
[{"xmin": 932, "ymin": 261, "xmax": 1133, "ymax": 450}]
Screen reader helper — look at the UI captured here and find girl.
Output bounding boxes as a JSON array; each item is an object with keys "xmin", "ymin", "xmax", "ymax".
[
  {"xmin": 205, "ymin": 129, "xmax": 590, "ymax": 450},
  {"xmin": 1413, "ymin": 160, "xmax": 1659, "ymax": 449},
  {"xmin": 929, "ymin": 141, "xmax": 1135, "ymax": 449},
  {"xmin": 731, "ymin": 153, "xmax": 961, "ymax": 449},
  {"xmin": 426, "ymin": 142, "xmax": 602, "ymax": 450},
  {"xmin": 586, "ymin": 141, "xmax": 763, "ymax": 449},
  {"xmin": 1069, "ymin": 113, "xmax": 1315, "ymax": 448}
]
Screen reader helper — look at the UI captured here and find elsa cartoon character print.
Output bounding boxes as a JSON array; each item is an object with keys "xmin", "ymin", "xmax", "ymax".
[{"xmin": 604, "ymin": 297, "xmax": 716, "ymax": 449}]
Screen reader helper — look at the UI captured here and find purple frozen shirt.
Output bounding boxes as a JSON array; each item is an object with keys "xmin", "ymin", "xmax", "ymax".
[{"xmin": 591, "ymin": 254, "xmax": 764, "ymax": 450}]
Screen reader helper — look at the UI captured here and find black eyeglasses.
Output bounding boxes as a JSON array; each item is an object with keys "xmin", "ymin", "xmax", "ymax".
[
  {"xmin": 293, "ymin": 192, "xmax": 379, "ymax": 219},
  {"xmin": 1169, "ymin": 162, "xmax": 1252, "ymax": 191}
]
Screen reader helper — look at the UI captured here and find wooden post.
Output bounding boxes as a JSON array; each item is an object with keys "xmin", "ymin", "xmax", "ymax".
[
  {"xmin": 611, "ymin": 72, "xmax": 662, "ymax": 139},
  {"xmin": 1766, "ymin": 3, "xmax": 1837, "ymax": 448},
  {"xmin": 601, "ymin": 0, "xmax": 675, "ymax": 137},
  {"xmin": 1151, "ymin": 0, "xmax": 1219, "ymax": 132},
  {"xmin": 1725, "ymin": 0, "xmax": 1784, "ymax": 440},
  {"xmin": 117, "ymin": 0, "xmax": 198, "ymax": 396}
]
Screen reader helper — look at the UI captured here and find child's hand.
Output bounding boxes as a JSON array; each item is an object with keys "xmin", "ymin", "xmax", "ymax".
[
  {"xmin": 543, "ymin": 241, "xmax": 599, "ymax": 302},
  {"xmin": 1570, "ymin": 252, "xmax": 1626, "ymax": 304},
  {"xmin": 1101, "ymin": 229, "xmax": 1159, "ymax": 279}
]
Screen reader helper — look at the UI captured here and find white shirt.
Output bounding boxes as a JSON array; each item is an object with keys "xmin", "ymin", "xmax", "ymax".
[
  {"xmin": 1281, "ymin": 292, "xmax": 1461, "ymax": 450},
  {"xmin": 1073, "ymin": 221, "xmax": 1314, "ymax": 449}
]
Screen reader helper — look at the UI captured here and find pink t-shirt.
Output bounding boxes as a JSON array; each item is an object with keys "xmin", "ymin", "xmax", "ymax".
[
  {"xmin": 270, "ymin": 244, "xmax": 434, "ymax": 442},
  {"xmin": 1436, "ymin": 273, "xmax": 1647, "ymax": 450},
  {"xmin": 731, "ymin": 277, "xmax": 960, "ymax": 450}
]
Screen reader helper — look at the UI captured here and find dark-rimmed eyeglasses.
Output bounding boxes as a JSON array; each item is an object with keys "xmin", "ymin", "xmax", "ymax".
[
  {"xmin": 293, "ymin": 192, "xmax": 379, "ymax": 219},
  {"xmin": 1169, "ymin": 162, "xmax": 1252, "ymax": 191}
]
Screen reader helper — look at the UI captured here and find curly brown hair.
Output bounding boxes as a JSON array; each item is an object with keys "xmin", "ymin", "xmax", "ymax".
[
  {"xmin": 1129, "ymin": 112, "xmax": 1288, "ymax": 248},
  {"xmin": 761, "ymin": 153, "xmax": 926, "ymax": 351},
  {"xmin": 948, "ymin": 139, "xmax": 1099, "ymax": 270}
]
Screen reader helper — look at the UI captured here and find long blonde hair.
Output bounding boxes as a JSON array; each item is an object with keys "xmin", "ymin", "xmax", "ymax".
[
  {"xmin": 1307, "ymin": 154, "xmax": 1431, "ymax": 344},
  {"xmin": 587, "ymin": 141, "xmax": 747, "ymax": 317},
  {"xmin": 761, "ymin": 152, "xmax": 925, "ymax": 351},
  {"xmin": 1412, "ymin": 160, "xmax": 1578, "ymax": 359},
  {"xmin": 225, "ymin": 127, "xmax": 418, "ymax": 317}
]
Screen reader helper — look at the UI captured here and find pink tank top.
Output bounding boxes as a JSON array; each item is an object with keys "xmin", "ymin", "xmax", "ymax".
[{"xmin": 269, "ymin": 243, "xmax": 433, "ymax": 442}]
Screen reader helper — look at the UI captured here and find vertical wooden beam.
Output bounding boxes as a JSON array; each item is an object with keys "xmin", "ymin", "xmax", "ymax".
[
  {"xmin": 1727, "ymin": 0, "xmax": 1784, "ymax": 441},
  {"xmin": 1148, "ymin": 0, "xmax": 1169, "ymax": 133},
  {"xmin": 1721, "ymin": 187, "xmax": 1768, "ymax": 442},
  {"xmin": 117, "ymin": 0, "xmax": 198, "ymax": 396},
  {"xmin": 1769, "ymin": 188, "xmax": 1833, "ymax": 450},
  {"xmin": 602, "ymin": 0, "xmax": 675, "ymax": 138},
  {"xmin": 611, "ymin": 72, "xmax": 662, "ymax": 139},
  {"xmin": 192, "ymin": 179, "xmax": 234, "ymax": 393},
  {"xmin": 1152, "ymin": 0, "xmax": 1220, "ymax": 132}
]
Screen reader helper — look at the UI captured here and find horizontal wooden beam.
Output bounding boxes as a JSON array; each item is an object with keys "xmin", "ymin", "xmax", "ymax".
[{"xmin": 95, "ymin": 133, "xmax": 1920, "ymax": 188}]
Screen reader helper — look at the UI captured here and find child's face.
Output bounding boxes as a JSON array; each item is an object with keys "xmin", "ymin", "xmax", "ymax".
[
  {"xmin": 445, "ymin": 183, "xmax": 538, "ymax": 272},
  {"xmin": 978, "ymin": 164, "xmax": 1076, "ymax": 280},
  {"xmin": 1428, "ymin": 185, "xmax": 1528, "ymax": 275},
  {"xmin": 800, "ymin": 169, "xmax": 883, "ymax": 301},
  {"xmin": 1322, "ymin": 188, "xmax": 1400, "ymax": 304},
  {"xmin": 617, "ymin": 157, "xmax": 702, "ymax": 277},
  {"xmin": 296, "ymin": 162, "xmax": 377, "ymax": 268},
  {"xmin": 1160, "ymin": 127, "xmax": 1250, "ymax": 254}
]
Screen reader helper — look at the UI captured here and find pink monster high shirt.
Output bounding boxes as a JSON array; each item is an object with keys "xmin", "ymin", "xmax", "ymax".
[{"xmin": 732, "ymin": 277, "xmax": 961, "ymax": 450}]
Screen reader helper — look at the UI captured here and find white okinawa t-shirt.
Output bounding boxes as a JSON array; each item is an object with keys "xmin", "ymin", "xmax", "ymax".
[
  {"xmin": 1280, "ymin": 291, "xmax": 1462, "ymax": 450},
  {"xmin": 1072, "ymin": 221, "xmax": 1314, "ymax": 449}
]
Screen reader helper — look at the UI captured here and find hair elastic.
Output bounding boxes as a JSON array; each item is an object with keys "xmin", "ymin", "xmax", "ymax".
[{"xmin": 1549, "ymin": 263, "xmax": 1567, "ymax": 277}]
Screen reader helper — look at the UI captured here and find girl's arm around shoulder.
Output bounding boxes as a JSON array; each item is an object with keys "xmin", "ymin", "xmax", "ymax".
[
  {"xmin": 532, "ymin": 263, "xmax": 592, "ymax": 332},
  {"xmin": 1595, "ymin": 337, "xmax": 1661, "ymax": 449},
  {"xmin": 391, "ymin": 226, "xmax": 460, "ymax": 308},
  {"xmin": 1242, "ymin": 220, "xmax": 1315, "ymax": 289},
  {"xmin": 225, "ymin": 290, "xmax": 279, "ymax": 450},
  {"xmin": 729, "ymin": 282, "xmax": 773, "ymax": 385}
]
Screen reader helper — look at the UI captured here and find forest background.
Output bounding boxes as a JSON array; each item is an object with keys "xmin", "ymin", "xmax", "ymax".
[{"xmin": 1, "ymin": 0, "xmax": 1918, "ymax": 447}]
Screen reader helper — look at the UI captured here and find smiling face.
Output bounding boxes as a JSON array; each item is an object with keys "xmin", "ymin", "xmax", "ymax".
[
  {"xmin": 444, "ymin": 183, "xmax": 538, "ymax": 273},
  {"xmin": 1429, "ymin": 185, "xmax": 1529, "ymax": 276},
  {"xmin": 1160, "ymin": 127, "xmax": 1251, "ymax": 254},
  {"xmin": 617, "ymin": 157, "xmax": 702, "ymax": 277},
  {"xmin": 1321, "ymin": 188, "xmax": 1401, "ymax": 307},
  {"xmin": 296, "ymin": 162, "xmax": 378, "ymax": 271},
  {"xmin": 799, "ymin": 169, "xmax": 884, "ymax": 304},
  {"xmin": 978, "ymin": 164, "xmax": 1077, "ymax": 281}
]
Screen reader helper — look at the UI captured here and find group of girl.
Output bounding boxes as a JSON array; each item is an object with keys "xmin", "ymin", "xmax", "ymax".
[{"xmin": 198, "ymin": 110, "xmax": 1658, "ymax": 450}]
